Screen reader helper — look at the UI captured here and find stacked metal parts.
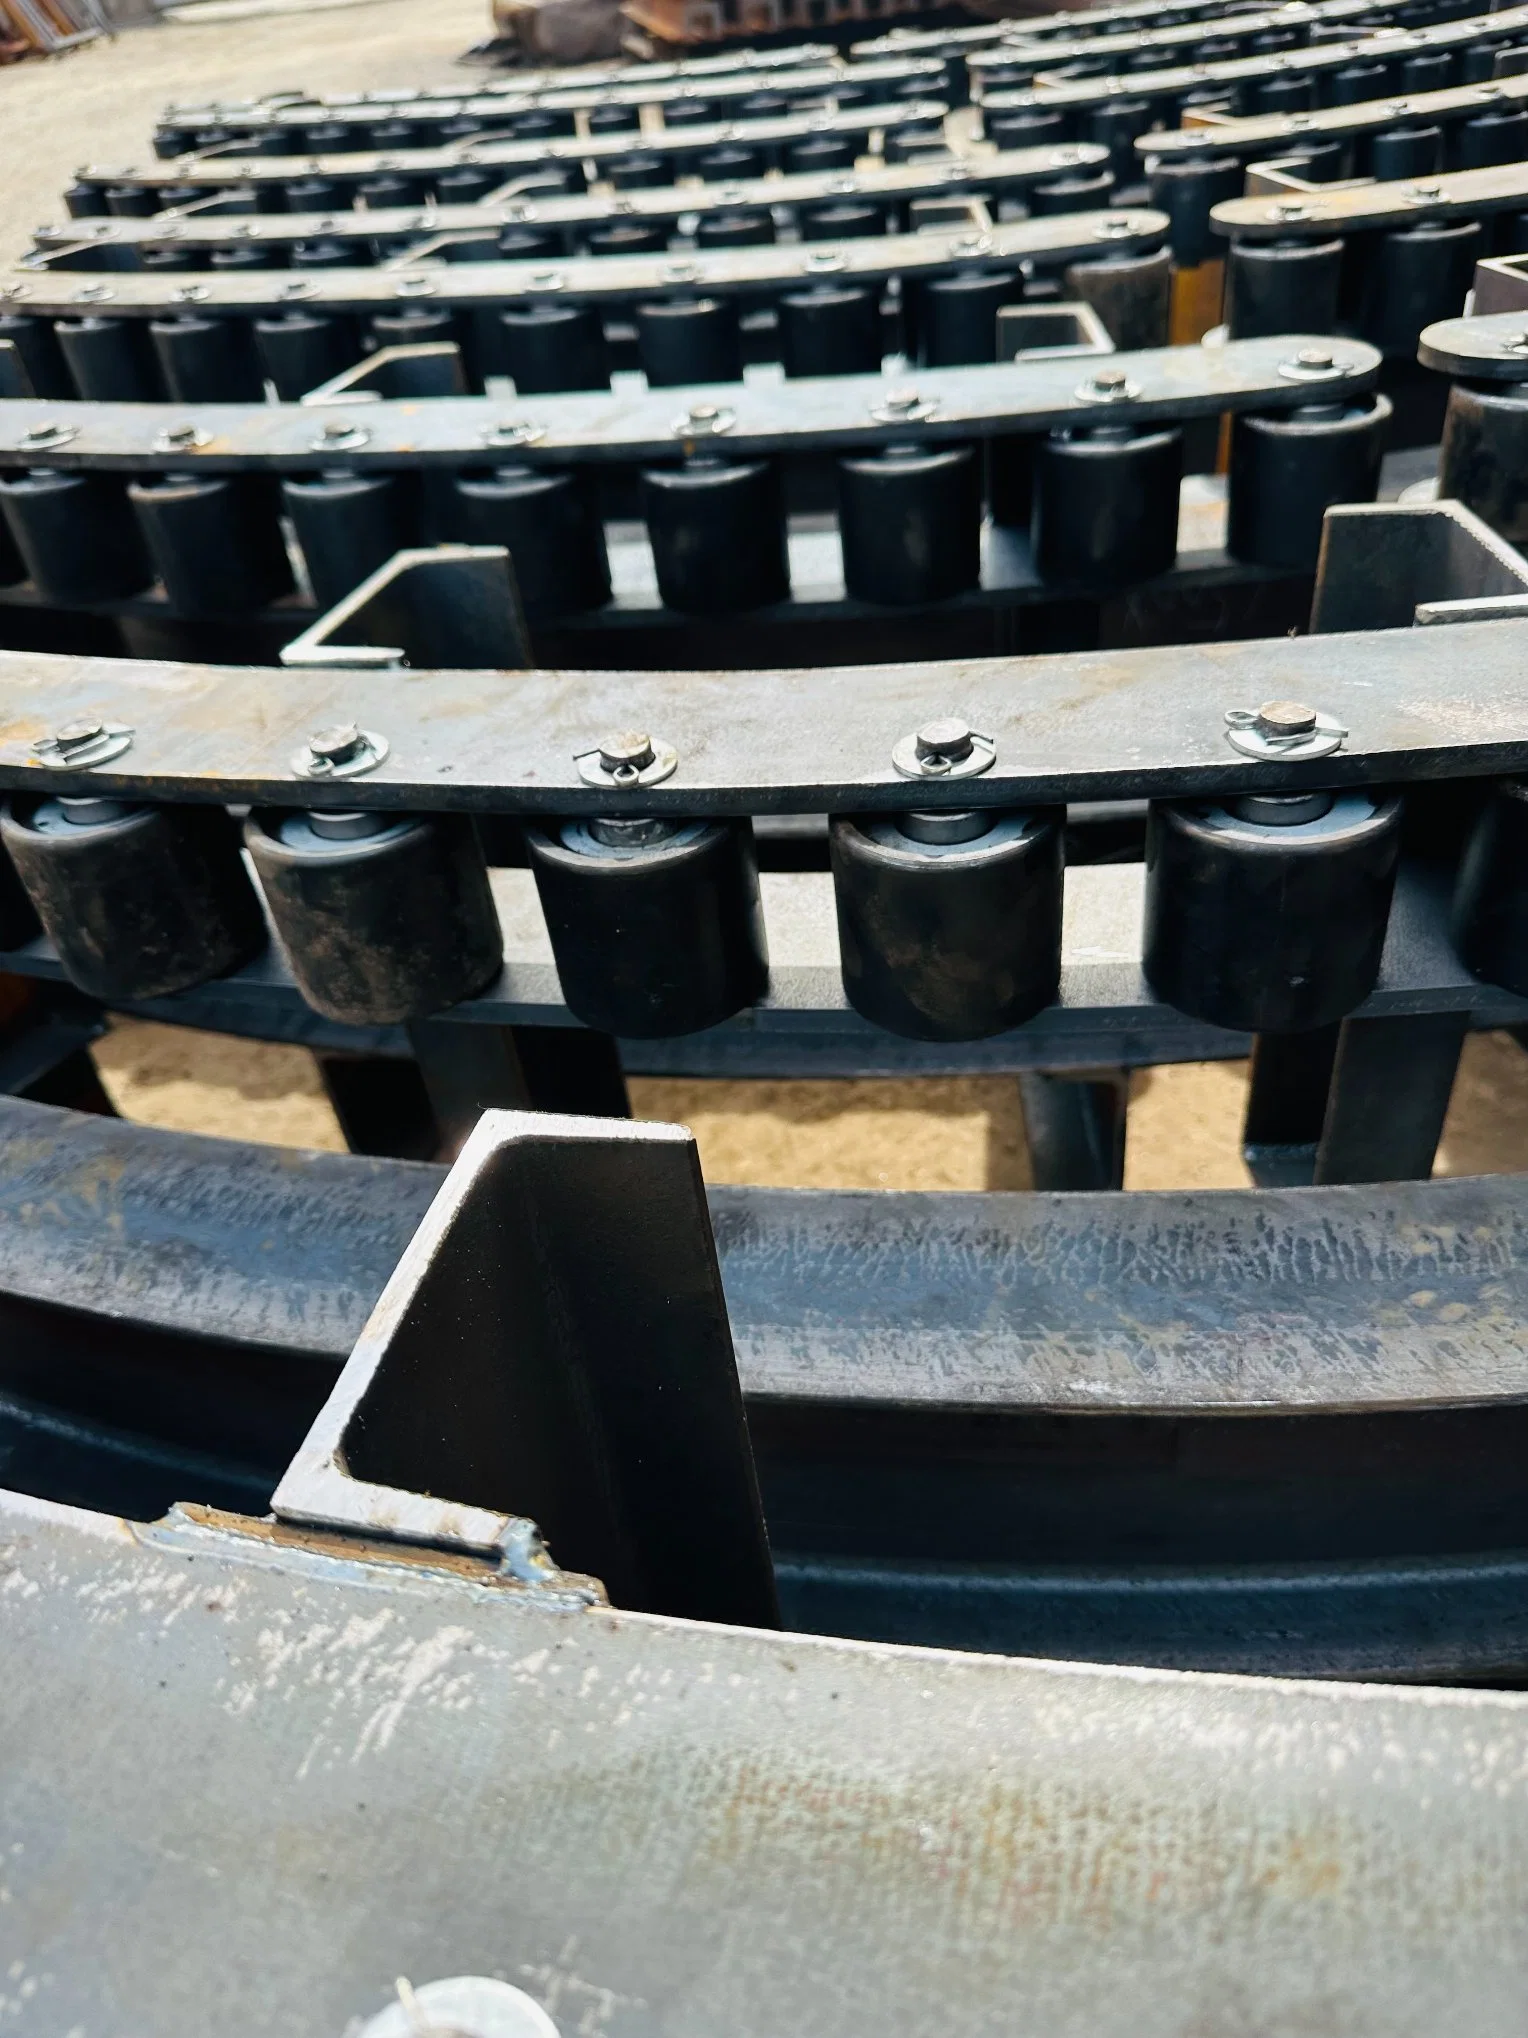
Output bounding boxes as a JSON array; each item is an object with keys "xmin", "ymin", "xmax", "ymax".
[{"xmin": 6, "ymin": 14, "xmax": 1528, "ymax": 2029}]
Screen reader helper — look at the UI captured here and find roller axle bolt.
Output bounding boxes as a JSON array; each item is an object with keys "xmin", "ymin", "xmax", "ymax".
[
  {"xmin": 914, "ymin": 718, "xmax": 975, "ymax": 769},
  {"xmin": 599, "ymin": 730, "xmax": 655, "ymax": 781},
  {"xmin": 1256, "ymin": 699, "xmax": 1318, "ymax": 737}
]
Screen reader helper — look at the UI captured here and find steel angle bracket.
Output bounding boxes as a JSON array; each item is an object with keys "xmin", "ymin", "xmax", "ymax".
[{"xmin": 272, "ymin": 1109, "xmax": 779, "ymax": 1629}]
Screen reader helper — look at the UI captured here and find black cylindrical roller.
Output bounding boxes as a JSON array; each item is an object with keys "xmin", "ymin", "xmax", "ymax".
[
  {"xmin": 636, "ymin": 296, "xmax": 743, "ymax": 386},
  {"xmin": 642, "ymin": 456, "xmax": 788, "ymax": 613},
  {"xmin": 1452, "ymin": 106, "xmax": 1528, "ymax": 169},
  {"xmin": 292, "ymin": 239, "xmax": 357, "ymax": 268},
  {"xmin": 254, "ymin": 310, "xmax": 362, "ymax": 400},
  {"xmin": 1355, "ymin": 220, "xmax": 1480, "ymax": 356},
  {"xmin": 801, "ymin": 200, "xmax": 885, "ymax": 240},
  {"xmin": 1226, "ymin": 394, "xmax": 1390, "ymax": 570},
  {"xmin": 696, "ymin": 208, "xmax": 776, "ymax": 248},
  {"xmin": 0, "ymin": 797, "xmax": 265, "ymax": 1001},
  {"xmin": 435, "ymin": 165, "xmax": 499, "ymax": 205},
  {"xmin": 1462, "ymin": 41, "xmax": 1509, "ymax": 85},
  {"xmin": 437, "ymin": 465, "xmax": 610, "ymax": 619},
  {"xmin": 66, "ymin": 182, "xmax": 112, "ymax": 218},
  {"xmin": 495, "ymin": 301, "xmax": 611, "ymax": 393},
  {"xmin": 369, "ymin": 305, "xmax": 465, "ymax": 361},
  {"xmin": 105, "ymin": 185, "xmax": 160, "ymax": 218},
  {"xmin": 284, "ymin": 175, "xmax": 344, "ymax": 211},
  {"xmin": 778, "ymin": 283, "xmax": 881, "ymax": 376},
  {"xmin": 246, "ymin": 810, "xmax": 503, "ymax": 1026},
  {"xmin": 662, "ymin": 96, "xmax": 717, "ymax": 127},
  {"xmin": 1064, "ymin": 247, "xmax": 1172, "ymax": 351},
  {"xmin": 1280, "ymin": 137, "xmax": 1349, "ymax": 183},
  {"xmin": 512, "ymin": 108, "xmax": 576, "ymax": 140},
  {"xmin": 358, "ymin": 173, "xmax": 428, "ymax": 209},
  {"xmin": 1027, "ymin": 166, "xmax": 1114, "ymax": 215},
  {"xmin": 837, "ymin": 442, "xmax": 980, "ymax": 605},
  {"xmin": 0, "ymin": 314, "xmax": 73, "ymax": 400},
  {"xmin": 984, "ymin": 109, "xmax": 1066, "ymax": 148},
  {"xmin": 141, "ymin": 248, "xmax": 196, "ymax": 274},
  {"xmin": 1326, "ymin": 58, "xmax": 1391, "ymax": 105},
  {"xmin": 283, "ymin": 471, "xmax": 417, "ymax": 610},
  {"xmin": 1143, "ymin": 790, "xmax": 1403, "ymax": 1033},
  {"xmin": 526, "ymin": 816, "xmax": 767, "ymax": 1038},
  {"xmin": 476, "ymin": 225, "xmax": 554, "ymax": 264},
  {"xmin": 784, "ymin": 133, "xmax": 857, "ymax": 172},
  {"xmin": 1088, "ymin": 96, "xmax": 1153, "ymax": 181},
  {"xmin": 55, "ymin": 316, "xmax": 163, "ymax": 402},
  {"xmin": 738, "ymin": 91, "xmax": 787, "ymax": 119},
  {"xmin": 1032, "ymin": 423, "xmax": 1182, "ymax": 587},
  {"xmin": 1253, "ymin": 73, "xmax": 1316, "ymax": 113},
  {"xmin": 608, "ymin": 151, "xmax": 673, "ymax": 190},
  {"xmin": 1451, "ymin": 779, "xmax": 1528, "ymax": 993},
  {"xmin": 1148, "ymin": 154, "xmax": 1243, "ymax": 269},
  {"xmin": 128, "ymin": 473, "xmax": 295, "ymax": 614},
  {"xmin": 438, "ymin": 115, "xmax": 483, "ymax": 145},
  {"xmin": 584, "ymin": 220, "xmax": 668, "ymax": 256},
  {"xmin": 698, "ymin": 144, "xmax": 766, "ymax": 183},
  {"xmin": 304, "ymin": 121, "xmax": 355, "ymax": 153},
  {"xmin": 0, "ymin": 469, "xmax": 154, "ymax": 603},
  {"xmin": 587, "ymin": 103, "xmax": 641, "ymax": 135},
  {"xmin": 1438, "ymin": 379, "xmax": 1528, "ymax": 542},
  {"xmin": 1226, "ymin": 236, "xmax": 1342, "ymax": 340},
  {"xmin": 154, "ymin": 125, "xmax": 191, "ymax": 158},
  {"xmin": 830, "ymin": 808, "xmax": 1062, "ymax": 1040},
  {"xmin": 916, "ymin": 268, "xmax": 1021, "ymax": 365},
  {"xmin": 1400, "ymin": 51, "xmax": 1454, "ymax": 92},
  {"xmin": 884, "ymin": 124, "xmax": 947, "ymax": 163},
  {"xmin": 369, "ymin": 119, "xmax": 418, "ymax": 150},
  {"xmin": 150, "ymin": 313, "xmax": 267, "ymax": 402},
  {"xmin": 0, "ymin": 509, "xmax": 21, "ymax": 589},
  {"xmin": 210, "ymin": 243, "xmax": 281, "ymax": 273},
  {"xmin": 1366, "ymin": 124, "xmax": 1442, "ymax": 180}
]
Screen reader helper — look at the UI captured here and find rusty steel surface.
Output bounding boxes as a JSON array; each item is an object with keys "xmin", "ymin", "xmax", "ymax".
[
  {"xmin": 0, "ymin": 213, "xmax": 1165, "ymax": 316},
  {"xmin": 0, "ymin": 618, "xmax": 1525, "ymax": 814},
  {"xmin": 0, "ymin": 337, "xmax": 1369, "ymax": 464},
  {"xmin": 7, "ymin": 1096, "xmax": 1528, "ymax": 1416},
  {"xmin": 1143, "ymin": 65, "xmax": 1528, "ymax": 161},
  {"xmin": 1213, "ymin": 161, "xmax": 1528, "ymax": 240},
  {"xmin": 0, "ymin": 1486, "xmax": 1524, "ymax": 2035},
  {"xmin": 29, "ymin": 145, "xmax": 1106, "ymax": 253}
]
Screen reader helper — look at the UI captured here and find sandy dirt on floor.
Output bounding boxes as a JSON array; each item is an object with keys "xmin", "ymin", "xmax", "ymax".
[{"xmin": 90, "ymin": 1021, "xmax": 1528, "ymax": 1189}]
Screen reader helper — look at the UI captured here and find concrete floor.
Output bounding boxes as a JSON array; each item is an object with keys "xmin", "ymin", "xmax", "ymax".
[
  {"xmin": 10, "ymin": 13, "xmax": 1528, "ymax": 1190},
  {"xmin": 0, "ymin": 0, "xmax": 487, "ymax": 263}
]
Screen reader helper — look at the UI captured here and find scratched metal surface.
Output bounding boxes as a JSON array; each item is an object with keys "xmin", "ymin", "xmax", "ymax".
[
  {"xmin": 4, "ymin": 1098, "xmax": 1528, "ymax": 1412},
  {"xmin": 0, "ymin": 1490, "xmax": 1526, "ymax": 2036},
  {"xmin": 1, "ymin": 621, "xmax": 1527, "ymax": 813}
]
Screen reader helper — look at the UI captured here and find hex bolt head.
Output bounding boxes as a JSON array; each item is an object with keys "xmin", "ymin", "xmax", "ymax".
[
  {"xmin": 162, "ymin": 421, "xmax": 200, "ymax": 448},
  {"xmin": 914, "ymin": 717, "xmax": 975, "ymax": 765},
  {"xmin": 1256, "ymin": 699, "xmax": 1319, "ymax": 737},
  {"xmin": 882, "ymin": 387, "xmax": 923, "ymax": 417}
]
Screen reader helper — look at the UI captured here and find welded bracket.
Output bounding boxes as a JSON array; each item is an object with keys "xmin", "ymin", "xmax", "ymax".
[
  {"xmin": 1310, "ymin": 499, "xmax": 1528, "ymax": 633},
  {"xmin": 272, "ymin": 1109, "xmax": 780, "ymax": 1628},
  {"xmin": 279, "ymin": 544, "xmax": 532, "ymax": 670}
]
